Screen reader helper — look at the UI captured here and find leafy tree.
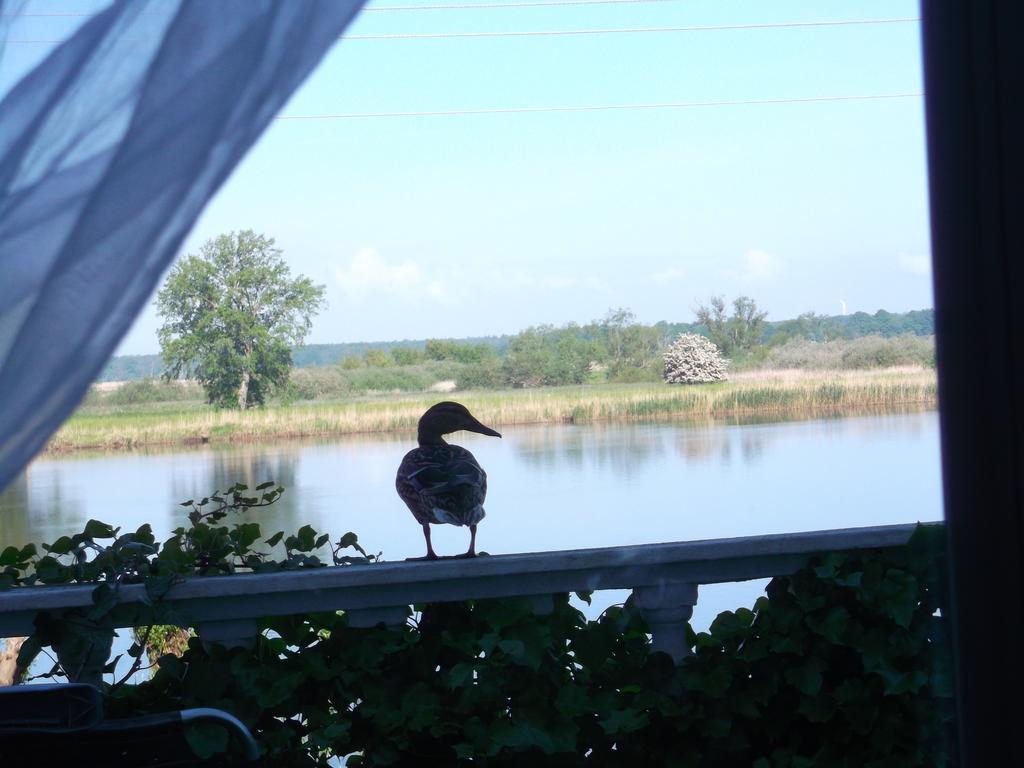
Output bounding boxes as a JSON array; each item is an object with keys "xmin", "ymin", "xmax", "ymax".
[
  {"xmin": 156, "ymin": 231, "xmax": 325, "ymax": 409},
  {"xmin": 501, "ymin": 326, "xmax": 595, "ymax": 387},
  {"xmin": 390, "ymin": 347, "xmax": 425, "ymax": 366},
  {"xmin": 695, "ymin": 295, "xmax": 768, "ymax": 357},
  {"xmin": 362, "ymin": 349, "xmax": 394, "ymax": 368},
  {"xmin": 425, "ymin": 339, "xmax": 495, "ymax": 364},
  {"xmin": 597, "ymin": 308, "xmax": 662, "ymax": 377}
]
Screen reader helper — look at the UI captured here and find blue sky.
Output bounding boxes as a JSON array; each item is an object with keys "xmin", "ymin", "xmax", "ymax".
[{"xmin": 3, "ymin": 0, "xmax": 932, "ymax": 354}]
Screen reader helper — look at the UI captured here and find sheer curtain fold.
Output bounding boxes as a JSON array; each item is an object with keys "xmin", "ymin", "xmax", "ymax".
[{"xmin": 0, "ymin": 0, "xmax": 366, "ymax": 493}]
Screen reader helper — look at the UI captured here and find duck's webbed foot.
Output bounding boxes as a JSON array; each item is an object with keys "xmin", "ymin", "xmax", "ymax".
[
  {"xmin": 452, "ymin": 524, "xmax": 478, "ymax": 559},
  {"xmin": 406, "ymin": 524, "xmax": 439, "ymax": 561}
]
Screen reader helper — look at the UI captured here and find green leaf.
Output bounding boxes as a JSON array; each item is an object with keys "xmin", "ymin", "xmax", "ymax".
[
  {"xmin": 696, "ymin": 663, "xmax": 733, "ymax": 697},
  {"xmin": 232, "ymin": 522, "xmax": 262, "ymax": 550},
  {"xmin": 797, "ymin": 693, "xmax": 836, "ymax": 722},
  {"xmin": 185, "ymin": 722, "xmax": 230, "ymax": 760},
  {"xmin": 497, "ymin": 639, "xmax": 525, "ymax": 659},
  {"xmin": 34, "ymin": 555, "xmax": 66, "ymax": 583},
  {"xmin": 600, "ymin": 707, "xmax": 650, "ymax": 734},
  {"xmin": 16, "ymin": 635, "xmax": 42, "ymax": 670},
  {"xmin": 0, "ymin": 546, "xmax": 20, "ymax": 566},
  {"xmin": 258, "ymin": 670, "xmax": 307, "ymax": 708},
  {"xmin": 322, "ymin": 722, "xmax": 350, "ymax": 741},
  {"xmin": 265, "ymin": 531, "xmax": 284, "ymax": 547},
  {"xmin": 835, "ymin": 570, "xmax": 863, "ymax": 588},
  {"xmin": 83, "ymin": 519, "xmax": 116, "ymax": 539},
  {"xmin": 785, "ymin": 658, "xmax": 824, "ymax": 697},
  {"xmin": 87, "ymin": 583, "xmax": 118, "ymax": 621},
  {"xmin": 17, "ymin": 543, "xmax": 37, "ymax": 561},
  {"xmin": 256, "ymin": 481, "xmax": 276, "ymax": 491},
  {"xmin": 806, "ymin": 606, "xmax": 850, "ymax": 643},
  {"xmin": 877, "ymin": 569, "xmax": 919, "ymax": 628},
  {"xmin": 554, "ymin": 684, "xmax": 590, "ymax": 715},
  {"xmin": 447, "ymin": 662, "xmax": 475, "ymax": 689},
  {"xmin": 492, "ymin": 720, "xmax": 556, "ymax": 753}
]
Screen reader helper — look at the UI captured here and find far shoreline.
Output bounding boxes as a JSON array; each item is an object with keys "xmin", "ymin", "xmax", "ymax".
[{"xmin": 46, "ymin": 368, "xmax": 938, "ymax": 455}]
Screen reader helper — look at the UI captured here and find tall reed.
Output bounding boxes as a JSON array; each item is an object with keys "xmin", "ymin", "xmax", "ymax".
[{"xmin": 49, "ymin": 368, "xmax": 937, "ymax": 453}]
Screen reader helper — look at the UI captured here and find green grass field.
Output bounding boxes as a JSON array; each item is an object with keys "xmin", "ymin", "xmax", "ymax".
[{"xmin": 49, "ymin": 367, "xmax": 938, "ymax": 453}]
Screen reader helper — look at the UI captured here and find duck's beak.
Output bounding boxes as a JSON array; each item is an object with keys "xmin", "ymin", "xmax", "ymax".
[{"xmin": 465, "ymin": 418, "xmax": 501, "ymax": 438}]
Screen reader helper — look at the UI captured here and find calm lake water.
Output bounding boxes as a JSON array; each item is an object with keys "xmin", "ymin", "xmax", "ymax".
[{"xmin": 0, "ymin": 409, "xmax": 942, "ymax": 631}]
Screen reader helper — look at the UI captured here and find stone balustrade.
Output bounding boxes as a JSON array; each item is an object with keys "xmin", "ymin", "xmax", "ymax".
[{"xmin": 0, "ymin": 524, "xmax": 917, "ymax": 665}]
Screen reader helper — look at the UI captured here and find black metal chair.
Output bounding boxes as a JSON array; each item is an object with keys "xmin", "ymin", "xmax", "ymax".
[{"xmin": 0, "ymin": 683, "xmax": 260, "ymax": 766}]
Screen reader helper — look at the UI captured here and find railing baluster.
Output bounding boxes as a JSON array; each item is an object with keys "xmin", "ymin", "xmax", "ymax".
[
  {"xmin": 526, "ymin": 594, "xmax": 554, "ymax": 616},
  {"xmin": 0, "ymin": 526, "xmax": 920, "ymax": 669},
  {"xmin": 196, "ymin": 618, "xmax": 258, "ymax": 650},
  {"xmin": 632, "ymin": 582, "xmax": 699, "ymax": 662},
  {"xmin": 346, "ymin": 606, "xmax": 408, "ymax": 629}
]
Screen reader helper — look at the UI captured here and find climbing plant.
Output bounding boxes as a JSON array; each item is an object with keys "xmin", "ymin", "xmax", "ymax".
[
  {"xmin": 1, "ymin": 497, "xmax": 954, "ymax": 766},
  {"xmin": 0, "ymin": 482, "xmax": 375, "ymax": 687}
]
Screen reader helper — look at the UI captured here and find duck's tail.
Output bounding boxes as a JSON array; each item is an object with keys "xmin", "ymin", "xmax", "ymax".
[{"xmin": 432, "ymin": 505, "xmax": 486, "ymax": 527}]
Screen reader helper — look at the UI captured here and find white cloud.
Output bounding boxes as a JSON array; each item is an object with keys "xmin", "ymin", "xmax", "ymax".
[
  {"xmin": 732, "ymin": 249, "xmax": 783, "ymax": 282},
  {"xmin": 480, "ymin": 271, "xmax": 610, "ymax": 294},
  {"xmin": 332, "ymin": 249, "xmax": 448, "ymax": 302},
  {"xmin": 898, "ymin": 252, "xmax": 932, "ymax": 276},
  {"xmin": 543, "ymin": 275, "xmax": 579, "ymax": 289},
  {"xmin": 651, "ymin": 267, "xmax": 686, "ymax": 285}
]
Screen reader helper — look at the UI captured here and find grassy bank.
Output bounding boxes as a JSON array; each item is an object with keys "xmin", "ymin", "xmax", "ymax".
[{"xmin": 47, "ymin": 367, "xmax": 938, "ymax": 453}]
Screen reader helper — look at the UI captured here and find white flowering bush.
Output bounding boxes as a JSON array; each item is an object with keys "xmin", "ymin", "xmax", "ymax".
[{"xmin": 662, "ymin": 333, "xmax": 728, "ymax": 384}]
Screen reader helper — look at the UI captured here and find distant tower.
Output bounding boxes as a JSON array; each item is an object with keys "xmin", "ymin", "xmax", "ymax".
[{"xmin": 840, "ymin": 300, "xmax": 848, "ymax": 315}]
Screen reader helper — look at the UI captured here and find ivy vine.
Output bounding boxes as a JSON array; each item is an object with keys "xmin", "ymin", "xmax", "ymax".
[{"xmin": 1, "ymin": 492, "xmax": 954, "ymax": 766}]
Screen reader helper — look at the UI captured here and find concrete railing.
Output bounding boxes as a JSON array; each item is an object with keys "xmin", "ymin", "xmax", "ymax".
[{"xmin": 0, "ymin": 524, "xmax": 917, "ymax": 663}]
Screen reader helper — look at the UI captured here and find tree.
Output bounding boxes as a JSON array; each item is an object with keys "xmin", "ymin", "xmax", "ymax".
[
  {"xmin": 695, "ymin": 295, "xmax": 767, "ymax": 357},
  {"xmin": 363, "ymin": 349, "xmax": 394, "ymax": 368},
  {"xmin": 597, "ymin": 308, "xmax": 662, "ymax": 377},
  {"xmin": 391, "ymin": 347, "xmax": 424, "ymax": 366},
  {"xmin": 424, "ymin": 339, "xmax": 494, "ymax": 364},
  {"xmin": 501, "ymin": 326, "xmax": 595, "ymax": 387},
  {"xmin": 662, "ymin": 333, "xmax": 728, "ymax": 384},
  {"xmin": 157, "ymin": 231, "xmax": 325, "ymax": 409}
]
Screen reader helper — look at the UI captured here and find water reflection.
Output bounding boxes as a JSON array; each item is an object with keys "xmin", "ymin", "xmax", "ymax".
[
  {"xmin": 0, "ymin": 465, "xmax": 86, "ymax": 547},
  {"xmin": 513, "ymin": 423, "xmax": 668, "ymax": 478},
  {"xmin": 1, "ymin": 412, "xmax": 943, "ymax": 631},
  {"xmin": 166, "ymin": 445, "xmax": 303, "ymax": 535},
  {"xmin": 0, "ymin": 411, "xmax": 942, "ymax": 562}
]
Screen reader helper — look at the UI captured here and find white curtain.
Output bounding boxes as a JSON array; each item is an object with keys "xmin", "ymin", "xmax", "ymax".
[{"xmin": 0, "ymin": 0, "xmax": 365, "ymax": 493}]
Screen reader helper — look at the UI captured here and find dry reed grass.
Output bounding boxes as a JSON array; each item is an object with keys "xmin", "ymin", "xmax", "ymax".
[{"xmin": 49, "ymin": 367, "xmax": 937, "ymax": 453}]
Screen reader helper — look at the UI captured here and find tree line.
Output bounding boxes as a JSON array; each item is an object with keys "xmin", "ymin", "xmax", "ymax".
[{"xmin": 113, "ymin": 230, "xmax": 936, "ymax": 406}]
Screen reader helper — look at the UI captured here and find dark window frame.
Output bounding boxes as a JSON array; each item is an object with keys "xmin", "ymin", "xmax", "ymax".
[{"xmin": 922, "ymin": 2, "xmax": 1024, "ymax": 765}]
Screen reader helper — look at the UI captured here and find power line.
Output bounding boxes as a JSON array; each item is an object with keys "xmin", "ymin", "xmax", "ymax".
[
  {"xmin": 1, "ymin": 0, "xmax": 685, "ymax": 16},
  {"xmin": 274, "ymin": 92, "xmax": 923, "ymax": 121},
  {"xmin": 3, "ymin": 16, "xmax": 922, "ymax": 44},
  {"xmin": 366, "ymin": 0, "xmax": 686, "ymax": 10},
  {"xmin": 344, "ymin": 17, "xmax": 918, "ymax": 39}
]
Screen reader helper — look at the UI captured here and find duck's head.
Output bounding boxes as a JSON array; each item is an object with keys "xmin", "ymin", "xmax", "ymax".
[{"xmin": 418, "ymin": 401, "xmax": 501, "ymax": 445}]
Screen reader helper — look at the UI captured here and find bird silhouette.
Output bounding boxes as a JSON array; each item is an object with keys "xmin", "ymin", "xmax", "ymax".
[{"xmin": 396, "ymin": 402, "xmax": 501, "ymax": 560}]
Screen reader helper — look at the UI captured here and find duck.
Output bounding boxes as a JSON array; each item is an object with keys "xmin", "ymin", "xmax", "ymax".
[{"xmin": 396, "ymin": 401, "xmax": 501, "ymax": 560}]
